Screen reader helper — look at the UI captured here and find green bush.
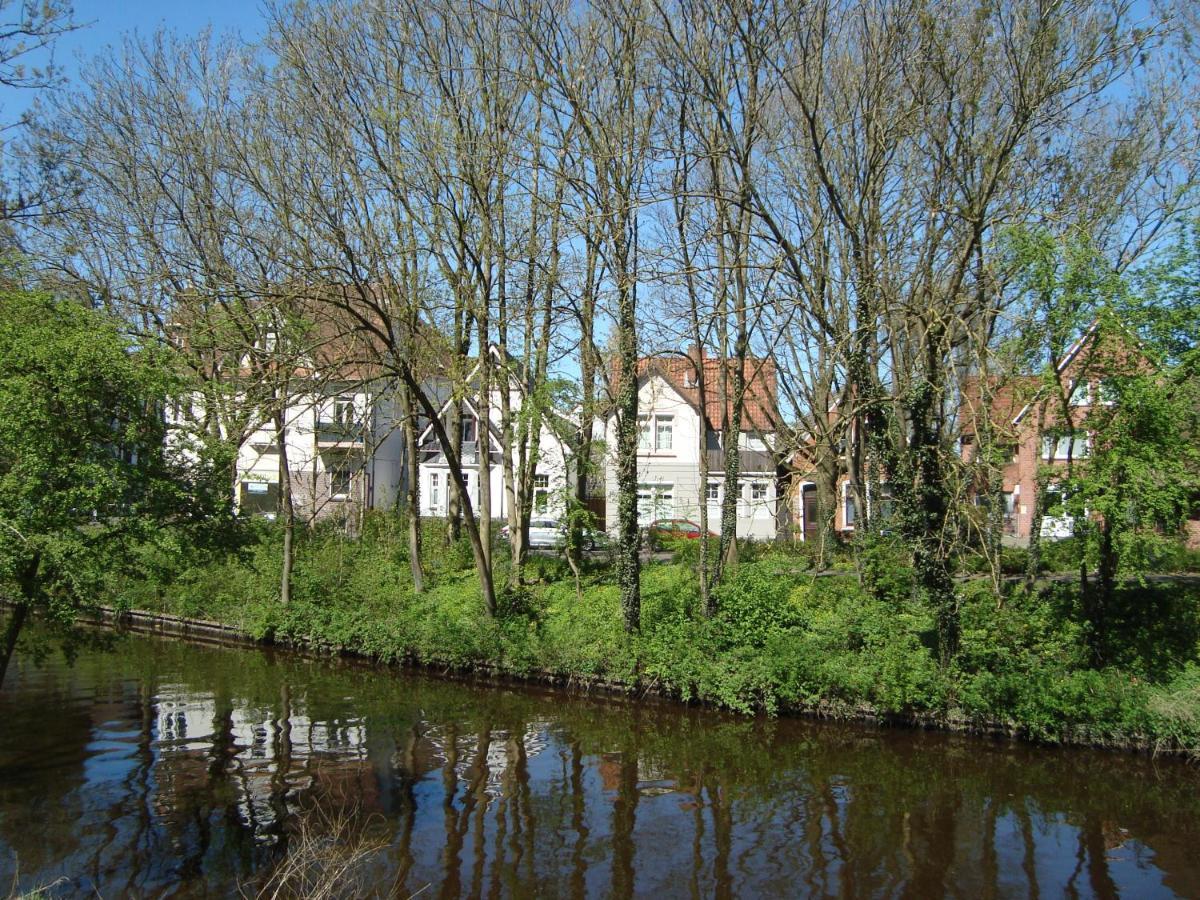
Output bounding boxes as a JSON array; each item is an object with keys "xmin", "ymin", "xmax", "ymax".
[{"xmin": 96, "ymin": 516, "xmax": 1200, "ymax": 751}]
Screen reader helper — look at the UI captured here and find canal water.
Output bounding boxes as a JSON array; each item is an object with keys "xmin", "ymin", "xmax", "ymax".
[{"xmin": 1, "ymin": 625, "xmax": 1197, "ymax": 898}]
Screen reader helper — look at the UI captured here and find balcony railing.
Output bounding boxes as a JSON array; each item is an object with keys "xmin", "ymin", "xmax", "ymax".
[
  {"xmin": 418, "ymin": 440, "xmax": 501, "ymax": 465},
  {"xmin": 316, "ymin": 420, "xmax": 365, "ymax": 445},
  {"xmin": 705, "ymin": 449, "xmax": 775, "ymax": 472}
]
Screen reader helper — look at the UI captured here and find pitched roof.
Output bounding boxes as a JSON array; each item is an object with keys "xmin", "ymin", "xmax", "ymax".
[
  {"xmin": 958, "ymin": 374, "xmax": 1039, "ymax": 434},
  {"xmin": 619, "ymin": 352, "xmax": 778, "ymax": 433}
]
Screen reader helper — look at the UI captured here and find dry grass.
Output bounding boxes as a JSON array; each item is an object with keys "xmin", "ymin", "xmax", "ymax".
[
  {"xmin": 4, "ymin": 862, "xmax": 68, "ymax": 900},
  {"xmin": 243, "ymin": 792, "xmax": 392, "ymax": 900}
]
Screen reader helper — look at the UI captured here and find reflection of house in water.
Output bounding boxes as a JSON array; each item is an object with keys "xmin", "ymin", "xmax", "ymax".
[
  {"xmin": 418, "ymin": 721, "xmax": 552, "ymax": 796},
  {"xmin": 598, "ymin": 752, "xmax": 678, "ymax": 796},
  {"xmin": 152, "ymin": 687, "xmax": 373, "ymax": 842}
]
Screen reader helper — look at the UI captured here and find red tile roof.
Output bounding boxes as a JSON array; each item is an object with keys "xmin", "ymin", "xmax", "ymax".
[{"xmin": 618, "ymin": 352, "xmax": 778, "ymax": 433}]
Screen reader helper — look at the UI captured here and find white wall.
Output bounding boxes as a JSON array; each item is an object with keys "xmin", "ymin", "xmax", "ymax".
[
  {"xmin": 602, "ymin": 373, "xmax": 777, "ymax": 540},
  {"xmin": 417, "ymin": 393, "xmax": 573, "ymax": 522}
]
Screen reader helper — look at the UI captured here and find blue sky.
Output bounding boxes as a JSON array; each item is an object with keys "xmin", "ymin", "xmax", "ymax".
[{"xmin": 1, "ymin": 0, "xmax": 268, "ymax": 121}]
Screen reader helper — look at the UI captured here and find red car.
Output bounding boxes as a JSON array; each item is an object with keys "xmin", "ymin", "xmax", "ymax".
[{"xmin": 645, "ymin": 518, "xmax": 717, "ymax": 542}]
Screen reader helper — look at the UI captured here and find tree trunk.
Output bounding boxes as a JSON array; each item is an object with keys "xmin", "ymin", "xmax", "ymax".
[
  {"xmin": 0, "ymin": 601, "xmax": 29, "ymax": 691},
  {"xmin": 614, "ymin": 274, "xmax": 641, "ymax": 633},
  {"xmin": 399, "ymin": 382, "xmax": 425, "ymax": 593},
  {"xmin": 475, "ymin": 317, "xmax": 494, "ymax": 579},
  {"xmin": 904, "ymin": 340, "xmax": 958, "ymax": 664},
  {"xmin": 446, "ymin": 308, "xmax": 469, "ymax": 545},
  {"xmin": 815, "ymin": 456, "xmax": 839, "ymax": 571},
  {"xmin": 1026, "ymin": 399, "xmax": 1051, "ymax": 586},
  {"xmin": 697, "ymin": 355, "xmax": 714, "ymax": 617},
  {"xmin": 274, "ymin": 408, "xmax": 295, "ymax": 605},
  {"xmin": 570, "ymin": 242, "xmax": 599, "ymax": 572},
  {"xmin": 400, "ymin": 365, "xmax": 497, "ymax": 616},
  {"xmin": 1089, "ymin": 519, "xmax": 1117, "ymax": 663},
  {"xmin": 0, "ymin": 555, "xmax": 39, "ymax": 691}
]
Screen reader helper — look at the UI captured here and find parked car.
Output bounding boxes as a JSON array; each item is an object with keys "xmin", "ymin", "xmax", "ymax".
[
  {"xmin": 500, "ymin": 518, "xmax": 600, "ymax": 551},
  {"xmin": 643, "ymin": 518, "xmax": 717, "ymax": 547}
]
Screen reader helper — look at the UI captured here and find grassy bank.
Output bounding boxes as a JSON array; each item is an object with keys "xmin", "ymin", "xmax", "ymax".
[{"xmin": 106, "ymin": 514, "xmax": 1200, "ymax": 754}]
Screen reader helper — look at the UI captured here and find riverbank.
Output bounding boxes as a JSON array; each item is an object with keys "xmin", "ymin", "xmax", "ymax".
[{"xmin": 82, "ymin": 517, "xmax": 1200, "ymax": 757}]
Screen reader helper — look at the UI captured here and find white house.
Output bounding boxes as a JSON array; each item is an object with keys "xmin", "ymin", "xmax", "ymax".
[
  {"xmin": 232, "ymin": 380, "xmax": 406, "ymax": 522},
  {"xmin": 415, "ymin": 347, "xmax": 574, "ymax": 522},
  {"xmin": 602, "ymin": 353, "xmax": 780, "ymax": 540}
]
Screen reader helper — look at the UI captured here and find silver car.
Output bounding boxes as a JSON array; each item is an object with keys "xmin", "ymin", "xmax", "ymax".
[
  {"xmin": 500, "ymin": 518, "xmax": 599, "ymax": 550},
  {"xmin": 527, "ymin": 517, "xmax": 566, "ymax": 549}
]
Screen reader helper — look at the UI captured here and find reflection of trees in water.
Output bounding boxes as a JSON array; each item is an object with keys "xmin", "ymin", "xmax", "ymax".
[
  {"xmin": 4, "ymin": 631, "xmax": 1200, "ymax": 898},
  {"xmin": 569, "ymin": 739, "xmax": 588, "ymax": 898},
  {"xmin": 610, "ymin": 746, "xmax": 639, "ymax": 899}
]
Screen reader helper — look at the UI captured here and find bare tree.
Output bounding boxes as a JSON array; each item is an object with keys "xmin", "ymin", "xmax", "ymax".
[
  {"xmin": 28, "ymin": 31, "xmax": 341, "ymax": 604},
  {"xmin": 521, "ymin": 0, "xmax": 661, "ymax": 631}
]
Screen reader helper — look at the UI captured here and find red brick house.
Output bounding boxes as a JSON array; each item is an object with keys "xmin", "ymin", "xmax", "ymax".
[{"xmin": 959, "ymin": 322, "xmax": 1149, "ymax": 542}]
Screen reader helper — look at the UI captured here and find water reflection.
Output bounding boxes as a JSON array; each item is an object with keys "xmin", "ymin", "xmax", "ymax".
[{"xmin": 0, "ymin": 627, "xmax": 1197, "ymax": 898}]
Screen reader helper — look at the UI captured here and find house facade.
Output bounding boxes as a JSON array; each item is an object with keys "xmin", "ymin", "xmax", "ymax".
[
  {"xmin": 602, "ymin": 354, "xmax": 781, "ymax": 540},
  {"xmin": 415, "ymin": 349, "xmax": 573, "ymax": 523},
  {"xmin": 789, "ymin": 468, "xmax": 862, "ymax": 544},
  {"xmin": 231, "ymin": 381, "xmax": 406, "ymax": 524},
  {"xmin": 784, "ymin": 325, "xmax": 1130, "ymax": 545},
  {"xmin": 958, "ymin": 323, "xmax": 1145, "ymax": 542}
]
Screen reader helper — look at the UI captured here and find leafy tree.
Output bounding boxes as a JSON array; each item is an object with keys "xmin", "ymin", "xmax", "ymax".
[
  {"xmin": 0, "ymin": 282, "xmax": 232, "ymax": 687},
  {"xmin": 1070, "ymin": 361, "xmax": 1200, "ymax": 650},
  {"xmin": 1125, "ymin": 218, "xmax": 1200, "ymax": 364}
]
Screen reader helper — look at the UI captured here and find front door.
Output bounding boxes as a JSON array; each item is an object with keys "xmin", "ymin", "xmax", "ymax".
[{"xmin": 802, "ymin": 485, "xmax": 819, "ymax": 542}]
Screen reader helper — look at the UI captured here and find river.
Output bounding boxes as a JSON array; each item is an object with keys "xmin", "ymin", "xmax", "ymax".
[{"xmin": 0, "ymin": 624, "xmax": 1197, "ymax": 898}]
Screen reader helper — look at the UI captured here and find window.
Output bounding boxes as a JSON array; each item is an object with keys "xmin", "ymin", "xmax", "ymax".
[
  {"xmin": 1068, "ymin": 379, "xmax": 1090, "ymax": 407},
  {"xmin": 245, "ymin": 481, "xmax": 269, "ymax": 495},
  {"xmin": 636, "ymin": 483, "xmax": 674, "ymax": 523},
  {"xmin": 655, "ymin": 416, "xmax": 674, "ymax": 451},
  {"xmin": 1042, "ymin": 434, "xmax": 1090, "ymax": 460},
  {"xmin": 430, "ymin": 472, "xmax": 440, "ymax": 508},
  {"xmin": 1002, "ymin": 491, "xmax": 1017, "ymax": 534},
  {"xmin": 330, "ymin": 463, "xmax": 352, "ymax": 499},
  {"xmin": 461, "ymin": 415, "xmax": 478, "ymax": 444},
  {"xmin": 843, "ymin": 483, "xmax": 857, "ymax": 528},
  {"xmin": 750, "ymin": 481, "xmax": 767, "ymax": 502},
  {"xmin": 1098, "ymin": 378, "xmax": 1119, "ymax": 405},
  {"xmin": 878, "ymin": 485, "xmax": 896, "ymax": 521},
  {"xmin": 706, "ymin": 482, "xmax": 720, "ymax": 503},
  {"xmin": 638, "ymin": 414, "xmax": 675, "ymax": 452},
  {"xmin": 534, "ymin": 473, "xmax": 550, "ymax": 513},
  {"xmin": 332, "ymin": 394, "xmax": 357, "ymax": 427}
]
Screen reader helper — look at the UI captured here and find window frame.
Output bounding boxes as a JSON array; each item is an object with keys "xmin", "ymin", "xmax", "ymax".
[
  {"xmin": 637, "ymin": 413, "xmax": 677, "ymax": 454},
  {"xmin": 329, "ymin": 462, "xmax": 353, "ymax": 500},
  {"xmin": 533, "ymin": 473, "xmax": 550, "ymax": 513}
]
